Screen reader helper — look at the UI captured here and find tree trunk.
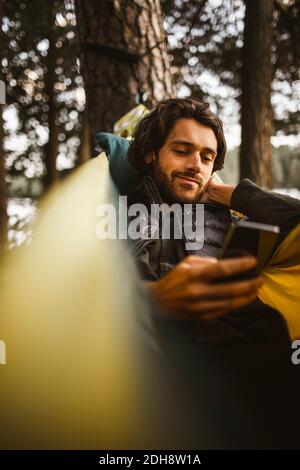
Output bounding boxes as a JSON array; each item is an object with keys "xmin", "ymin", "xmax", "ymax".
[
  {"xmin": 77, "ymin": 107, "xmax": 91, "ymax": 164},
  {"xmin": 44, "ymin": 8, "xmax": 59, "ymax": 190},
  {"xmin": 0, "ymin": 109, "xmax": 7, "ymax": 254},
  {"xmin": 75, "ymin": 0, "xmax": 174, "ymax": 154},
  {"xmin": 0, "ymin": 0, "xmax": 7, "ymax": 254},
  {"xmin": 240, "ymin": 0, "xmax": 273, "ymax": 187}
]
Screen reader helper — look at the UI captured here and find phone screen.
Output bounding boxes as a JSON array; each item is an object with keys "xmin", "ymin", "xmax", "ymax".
[{"xmin": 217, "ymin": 220, "xmax": 280, "ymax": 282}]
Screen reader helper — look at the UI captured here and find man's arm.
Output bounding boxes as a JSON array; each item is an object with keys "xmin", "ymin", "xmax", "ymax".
[{"xmin": 202, "ymin": 177, "xmax": 300, "ymax": 246}]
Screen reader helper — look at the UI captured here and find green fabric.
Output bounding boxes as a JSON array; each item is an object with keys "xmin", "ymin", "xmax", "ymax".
[{"xmin": 96, "ymin": 132, "xmax": 140, "ymax": 195}]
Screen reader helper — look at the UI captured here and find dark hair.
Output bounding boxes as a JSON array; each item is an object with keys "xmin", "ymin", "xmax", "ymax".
[{"xmin": 127, "ymin": 98, "xmax": 227, "ymax": 176}]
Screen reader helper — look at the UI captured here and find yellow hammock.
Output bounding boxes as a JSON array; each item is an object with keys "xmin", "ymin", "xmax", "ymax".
[
  {"xmin": 259, "ymin": 222, "xmax": 300, "ymax": 340},
  {"xmin": 0, "ymin": 156, "xmax": 182, "ymax": 449}
]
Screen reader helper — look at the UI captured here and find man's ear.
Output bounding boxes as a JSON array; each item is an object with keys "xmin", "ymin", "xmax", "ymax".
[{"xmin": 144, "ymin": 151, "xmax": 156, "ymax": 164}]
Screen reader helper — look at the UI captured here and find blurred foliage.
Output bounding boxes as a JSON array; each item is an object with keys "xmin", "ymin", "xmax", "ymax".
[
  {"xmin": 219, "ymin": 145, "xmax": 300, "ymax": 189},
  {"xmin": 162, "ymin": 0, "xmax": 300, "ymax": 136},
  {"xmin": 1, "ymin": 0, "xmax": 299, "ymax": 194},
  {"xmin": 2, "ymin": 0, "xmax": 84, "ymax": 183}
]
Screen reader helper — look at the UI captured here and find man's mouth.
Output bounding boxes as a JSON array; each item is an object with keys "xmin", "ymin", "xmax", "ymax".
[{"xmin": 175, "ymin": 175, "xmax": 200, "ymax": 186}]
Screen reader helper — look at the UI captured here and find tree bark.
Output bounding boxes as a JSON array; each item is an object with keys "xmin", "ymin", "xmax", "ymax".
[
  {"xmin": 240, "ymin": 0, "xmax": 273, "ymax": 187},
  {"xmin": 44, "ymin": 5, "xmax": 59, "ymax": 190},
  {"xmin": 0, "ymin": 108, "xmax": 7, "ymax": 254},
  {"xmin": 75, "ymin": 0, "xmax": 174, "ymax": 154},
  {"xmin": 0, "ymin": 0, "xmax": 8, "ymax": 254},
  {"xmin": 77, "ymin": 107, "xmax": 91, "ymax": 165}
]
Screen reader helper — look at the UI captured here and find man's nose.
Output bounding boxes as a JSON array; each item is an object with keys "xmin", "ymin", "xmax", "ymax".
[{"xmin": 186, "ymin": 152, "xmax": 202, "ymax": 173}]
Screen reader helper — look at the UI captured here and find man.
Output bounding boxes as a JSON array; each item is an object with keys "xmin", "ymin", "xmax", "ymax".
[
  {"xmin": 126, "ymin": 98, "xmax": 300, "ymax": 447},
  {"xmin": 127, "ymin": 97, "xmax": 299, "ymax": 343}
]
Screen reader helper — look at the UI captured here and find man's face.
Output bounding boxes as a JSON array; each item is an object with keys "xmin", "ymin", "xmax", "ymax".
[{"xmin": 147, "ymin": 118, "xmax": 218, "ymax": 204}]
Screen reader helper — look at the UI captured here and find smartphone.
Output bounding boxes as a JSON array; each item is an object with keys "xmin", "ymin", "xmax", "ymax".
[{"xmin": 217, "ymin": 220, "xmax": 280, "ymax": 282}]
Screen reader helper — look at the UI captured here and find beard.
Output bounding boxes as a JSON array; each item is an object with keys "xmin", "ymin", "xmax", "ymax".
[{"xmin": 151, "ymin": 161, "xmax": 207, "ymax": 204}]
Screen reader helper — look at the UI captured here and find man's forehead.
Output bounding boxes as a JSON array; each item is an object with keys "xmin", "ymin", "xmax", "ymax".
[{"xmin": 166, "ymin": 118, "xmax": 217, "ymax": 148}]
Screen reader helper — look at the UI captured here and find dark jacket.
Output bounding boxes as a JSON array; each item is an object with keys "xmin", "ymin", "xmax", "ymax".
[{"xmin": 128, "ymin": 176, "xmax": 300, "ymax": 344}]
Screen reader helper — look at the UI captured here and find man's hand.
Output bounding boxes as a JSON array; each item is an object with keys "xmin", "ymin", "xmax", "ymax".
[
  {"xmin": 147, "ymin": 255, "xmax": 263, "ymax": 321},
  {"xmin": 201, "ymin": 177, "xmax": 236, "ymax": 207}
]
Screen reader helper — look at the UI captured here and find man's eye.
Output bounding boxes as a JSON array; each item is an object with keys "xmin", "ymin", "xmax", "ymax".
[
  {"xmin": 202, "ymin": 155, "xmax": 213, "ymax": 162},
  {"xmin": 174, "ymin": 150, "xmax": 188, "ymax": 155}
]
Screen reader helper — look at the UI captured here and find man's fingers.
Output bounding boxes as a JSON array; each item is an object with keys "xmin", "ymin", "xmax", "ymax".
[
  {"xmin": 189, "ymin": 256, "xmax": 257, "ymax": 282},
  {"xmin": 188, "ymin": 291, "xmax": 258, "ymax": 315},
  {"xmin": 150, "ymin": 255, "xmax": 261, "ymax": 322},
  {"xmin": 181, "ymin": 255, "xmax": 218, "ymax": 268},
  {"xmin": 192, "ymin": 277, "xmax": 263, "ymax": 300}
]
